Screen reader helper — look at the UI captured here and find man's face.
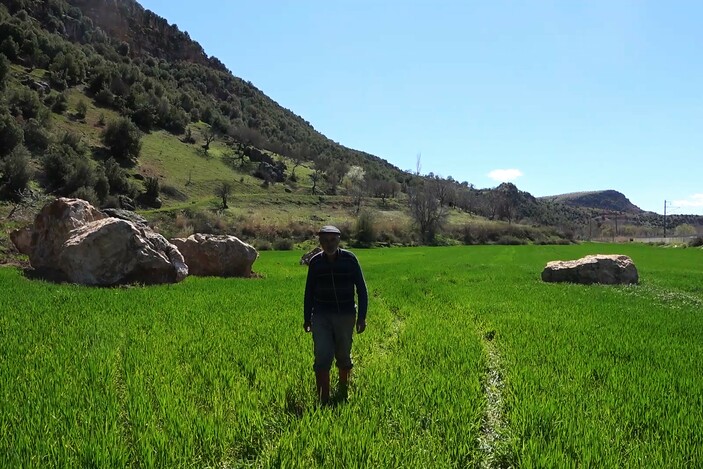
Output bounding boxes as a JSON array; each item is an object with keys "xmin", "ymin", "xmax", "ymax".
[{"xmin": 319, "ymin": 233, "xmax": 340, "ymax": 255}]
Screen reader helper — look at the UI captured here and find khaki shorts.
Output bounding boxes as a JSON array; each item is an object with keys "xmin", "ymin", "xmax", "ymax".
[{"xmin": 311, "ymin": 313, "xmax": 356, "ymax": 371}]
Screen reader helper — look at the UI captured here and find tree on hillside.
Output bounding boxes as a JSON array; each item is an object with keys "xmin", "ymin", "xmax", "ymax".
[
  {"xmin": 495, "ymin": 182, "xmax": 520, "ymax": 224},
  {"xmin": 215, "ymin": 181, "xmax": 233, "ymax": 209},
  {"xmin": 42, "ymin": 135, "xmax": 99, "ymax": 199},
  {"xmin": 0, "ymin": 145, "xmax": 32, "ymax": 201},
  {"xmin": 289, "ymin": 144, "xmax": 309, "ymax": 181},
  {"xmin": 368, "ymin": 178, "xmax": 399, "ymax": 206},
  {"xmin": 230, "ymin": 126, "xmax": 264, "ymax": 148},
  {"xmin": 0, "ymin": 37, "xmax": 19, "ymax": 61},
  {"xmin": 310, "ymin": 168, "xmax": 323, "ymax": 195},
  {"xmin": 202, "ymin": 126, "xmax": 217, "ymax": 151},
  {"xmin": 18, "ymin": 121, "xmax": 46, "ymax": 157},
  {"xmin": 9, "ymin": 86, "xmax": 44, "ymax": 120},
  {"xmin": 343, "ymin": 165, "xmax": 366, "ymax": 213},
  {"xmin": 0, "ymin": 53, "xmax": 9, "ymax": 89},
  {"xmin": 0, "ymin": 111, "xmax": 23, "ymax": 157},
  {"xmin": 75, "ymin": 99, "xmax": 88, "ymax": 119},
  {"xmin": 319, "ymin": 156, "xmax": 348, "ymax": 195},
  {"xmin": 674, "ymin": 223, "xmax": 696, "ymax": 237},
  {"xmin": 427, "ymin": 175, "xmax": 456, "ymax": 207},
  {"xmin": 102, "ymin": 117, "xmax": 142, "ymax": 165},
  {"xmin": 100, "ymin": 157, "xmax": 134, "ymax": 197},
  {"xmin": 408, "ymin": 184, "xmax": 447, "ymax": 244}
]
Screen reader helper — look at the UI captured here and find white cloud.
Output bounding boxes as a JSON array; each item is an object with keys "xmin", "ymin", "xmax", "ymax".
[
  {"xmin": 673, "ymin": 193, "xmax": 703, "ymax": 208},
  {"xmin": 488, "ymin": 169, "xmax": 523, "ymax": 182}
]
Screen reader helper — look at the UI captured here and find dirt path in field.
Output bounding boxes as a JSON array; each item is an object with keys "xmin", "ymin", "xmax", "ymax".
[{"xmin": 477, "ymin": 331, "xmax": 508, "ymax": 469}]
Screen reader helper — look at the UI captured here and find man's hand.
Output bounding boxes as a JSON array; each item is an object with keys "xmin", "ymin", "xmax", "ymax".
[
  {"xmin": 356, "ymin": 320, "xmax": 366, "ymax": 334},
  {"xmin": 303, "ymin": 321, "xmax": 312, "ymax": 333}
]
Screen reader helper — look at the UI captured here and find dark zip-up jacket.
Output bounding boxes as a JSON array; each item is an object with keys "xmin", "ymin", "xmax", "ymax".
[{"xmin": 304, "ymin": 249, "xmax": 368, "ymax": 323}]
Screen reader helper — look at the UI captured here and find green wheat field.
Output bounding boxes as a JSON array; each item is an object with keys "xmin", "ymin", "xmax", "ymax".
[{"xmin": 1, "ymin": 243, "xmax": 702, "ymax": 468}]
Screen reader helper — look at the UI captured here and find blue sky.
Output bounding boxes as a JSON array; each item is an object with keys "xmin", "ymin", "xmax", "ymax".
[{"xmin": 138, "ymin": 1, "xmax": 702, "ymax": 215}]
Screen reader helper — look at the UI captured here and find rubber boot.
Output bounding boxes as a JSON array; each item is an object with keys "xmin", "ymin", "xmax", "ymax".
[
  {"xmin": 338, "ymin": 368, "xmax": 351, "ymax": 401},
  {"xmin": 315, "ymin": 370, "xmax": 330, "ymax": 405}
]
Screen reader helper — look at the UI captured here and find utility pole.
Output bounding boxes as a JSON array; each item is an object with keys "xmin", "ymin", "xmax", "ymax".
[{"xmin": 663, "ymin": 200, "xmax": 673, "ymax": 238}]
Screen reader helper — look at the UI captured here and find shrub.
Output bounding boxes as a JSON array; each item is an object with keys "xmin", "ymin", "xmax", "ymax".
[
  {"xmin": 188, "ymin": 209, "xmax": 227, "ymax": 234},
  {"xmin": 254, "ymin": 239, "xmax": 272, "ymax": 251},
  {"xmin": 22, "ymin": 118, "xmax": 49, "ymax": 153},
  {"xmin": 42, "ymin": 138, "xmax": 96, "ymax": 196},
  {"xmin": 144, "ymin": 176, "xmax": 160, "ymax": 200},
  {"xmin": 273, "ymin": 238, "xmax": 294, "ymax": 251},
  {"xmin": 0, "ymin": 112, "xmax": 23, "ymax": 157},
  {"xmin": 50, "ymin": 92, "xmax": 68, "ymax": 114},
  {"xmin": 102, "ymin": 117, "xmax": 142, "ymax": 164},
  {"xmin": 70, "ymin": 186, "xmax": 99, "ymax": 206},
  {"xmin": 689, "ymin": 237, "xmax": 703, "ymax": 248},
  {"xmin": 60, "ymin": 132, "xmax": 87, "ymax": 154},
  {"xmin": 75, "ymin": 99, "xmax": 88, "ymax": 119},
  {"xmin": 496, "ymin": 235, "xmax": 527, "ymax": 245},
  {"xmin": 10, "ymin": 86, "xmax": 44, "ymax": 119},
  {"xmin": 174, "ymin": 223, "xmax": 194, "ymax": 239},
  {"xmin": 432, "ymin": 235, "xmax": 460, "ymax": 246},
  {"xmin": 0, "ymin": 144, "xmax": 32, "ymax": 201},
  {"xmin": 0, "ymin": 53, "xmax": 9, "ymax": 89},
  {"xmin": 93, "ymin": 166, "xmax": 110, "ymax": 202},
  {"xmin": 174, "ymin": 213, "xmax": 190, "ymax": 230},
  {"xmin": 101, "ymin": 158, "xmax": 130, "ymax": 195},
  {"xmin": 355, "ymin": 210, "xmax": 377, "ymax": 244},
  {"xmin": 95, "ymin": 88, "xmax": 115, "ymax": 107},
  {"xmin": 0, "ymin": 37, "xmax": 19, "ymax": 61},
  {"xmin": 338, "ymin": 221, "xmax": 353, "ymax": 241}
]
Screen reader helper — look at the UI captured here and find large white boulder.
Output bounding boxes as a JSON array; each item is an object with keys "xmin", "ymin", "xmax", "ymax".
[
  {"xmin": 541, "ymin": 254, "xmax": 638, "ymax": 285},
  {"xmin": 60, "ymin": 218, "xmax": 188, "ymax": 285},
  {"xmin": 10, "ymin": 197, "xmax": 187, "ymax": 285},
  {"xmin": 170, "ymin": 233, "xmax": 258, "ymax": 277}
]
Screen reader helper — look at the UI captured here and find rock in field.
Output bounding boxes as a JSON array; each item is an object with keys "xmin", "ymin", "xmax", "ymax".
[
  {"xmin": 541, "ymin": 254, "xmax": 638, "ymax": 285},
  {"xmin": 300, "ymin": 247, "xmax": 322, "ymax": 265},
  {"xmin": 11, "ymin": 197, "xmax": 188, "ymax": 285},
  {"xmin": 170, "ymin": 233, "xmax": 258, "ymax": 277}
]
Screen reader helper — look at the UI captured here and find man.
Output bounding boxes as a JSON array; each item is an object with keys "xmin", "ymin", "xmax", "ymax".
[{"xmin": 304, "ymin": 225, "xmax": 368, "ymax": 404}]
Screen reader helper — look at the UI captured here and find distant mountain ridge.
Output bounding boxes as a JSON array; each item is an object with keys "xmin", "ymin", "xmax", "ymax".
[{"xmin": 540, "ymin": 190, "xmax": 643, "ymax": 213}]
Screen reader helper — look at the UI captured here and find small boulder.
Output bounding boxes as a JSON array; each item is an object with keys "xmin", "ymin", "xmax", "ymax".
[
  {"xmin": 170, "ymin": 233, "xmax": 258, "ymax": 277},
  {"xmin": 9, "ymin": 226, "xmax": 33, "ymax": 255},
  {"xmin": 300, "ymin": 247, "xmax": 323, "ymax": 265},
  {"xmin": 541, "ymin": 254, "xmax": 638, "ymax": 285}
]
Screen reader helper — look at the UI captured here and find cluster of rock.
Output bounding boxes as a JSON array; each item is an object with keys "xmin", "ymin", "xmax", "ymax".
[
  {"xmin": 10, "ymin": 198, "xmax": 258, "ymax": 286},
  {"xmin": 541, "ymin": 254, "xmax": 639, "ymax": 285},
  {"xmin": 11, "ymin": 198, "xmax": 641, "ymax": 288},
  {"xmin": 253, "ymin": 161, "xmax": 286, "ymax": 183}
]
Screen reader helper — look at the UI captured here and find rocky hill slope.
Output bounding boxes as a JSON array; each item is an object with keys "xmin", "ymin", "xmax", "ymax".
[{"xmin": 540, "ymin": 190, "xmax": 642, "ymax": 213}]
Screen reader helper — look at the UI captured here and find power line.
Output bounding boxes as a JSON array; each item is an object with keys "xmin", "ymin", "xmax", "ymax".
[{"xmin": 663, "ymin": 200, "xmax": 680, "ymax": 237}]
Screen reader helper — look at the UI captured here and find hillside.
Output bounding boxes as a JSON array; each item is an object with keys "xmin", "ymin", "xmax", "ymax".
[
  {"xmin": 1, "ymin": 0, "xmax": 701, "ymax": 263},
  {"xmin": 540, "ymin": 190, "xmax": 643, "ymax": 213}
]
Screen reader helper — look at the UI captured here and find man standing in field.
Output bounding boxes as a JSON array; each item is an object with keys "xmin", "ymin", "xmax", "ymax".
[{"xmin": 304, "ymin": 225, "xmax": 368, "ymax": 405}]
